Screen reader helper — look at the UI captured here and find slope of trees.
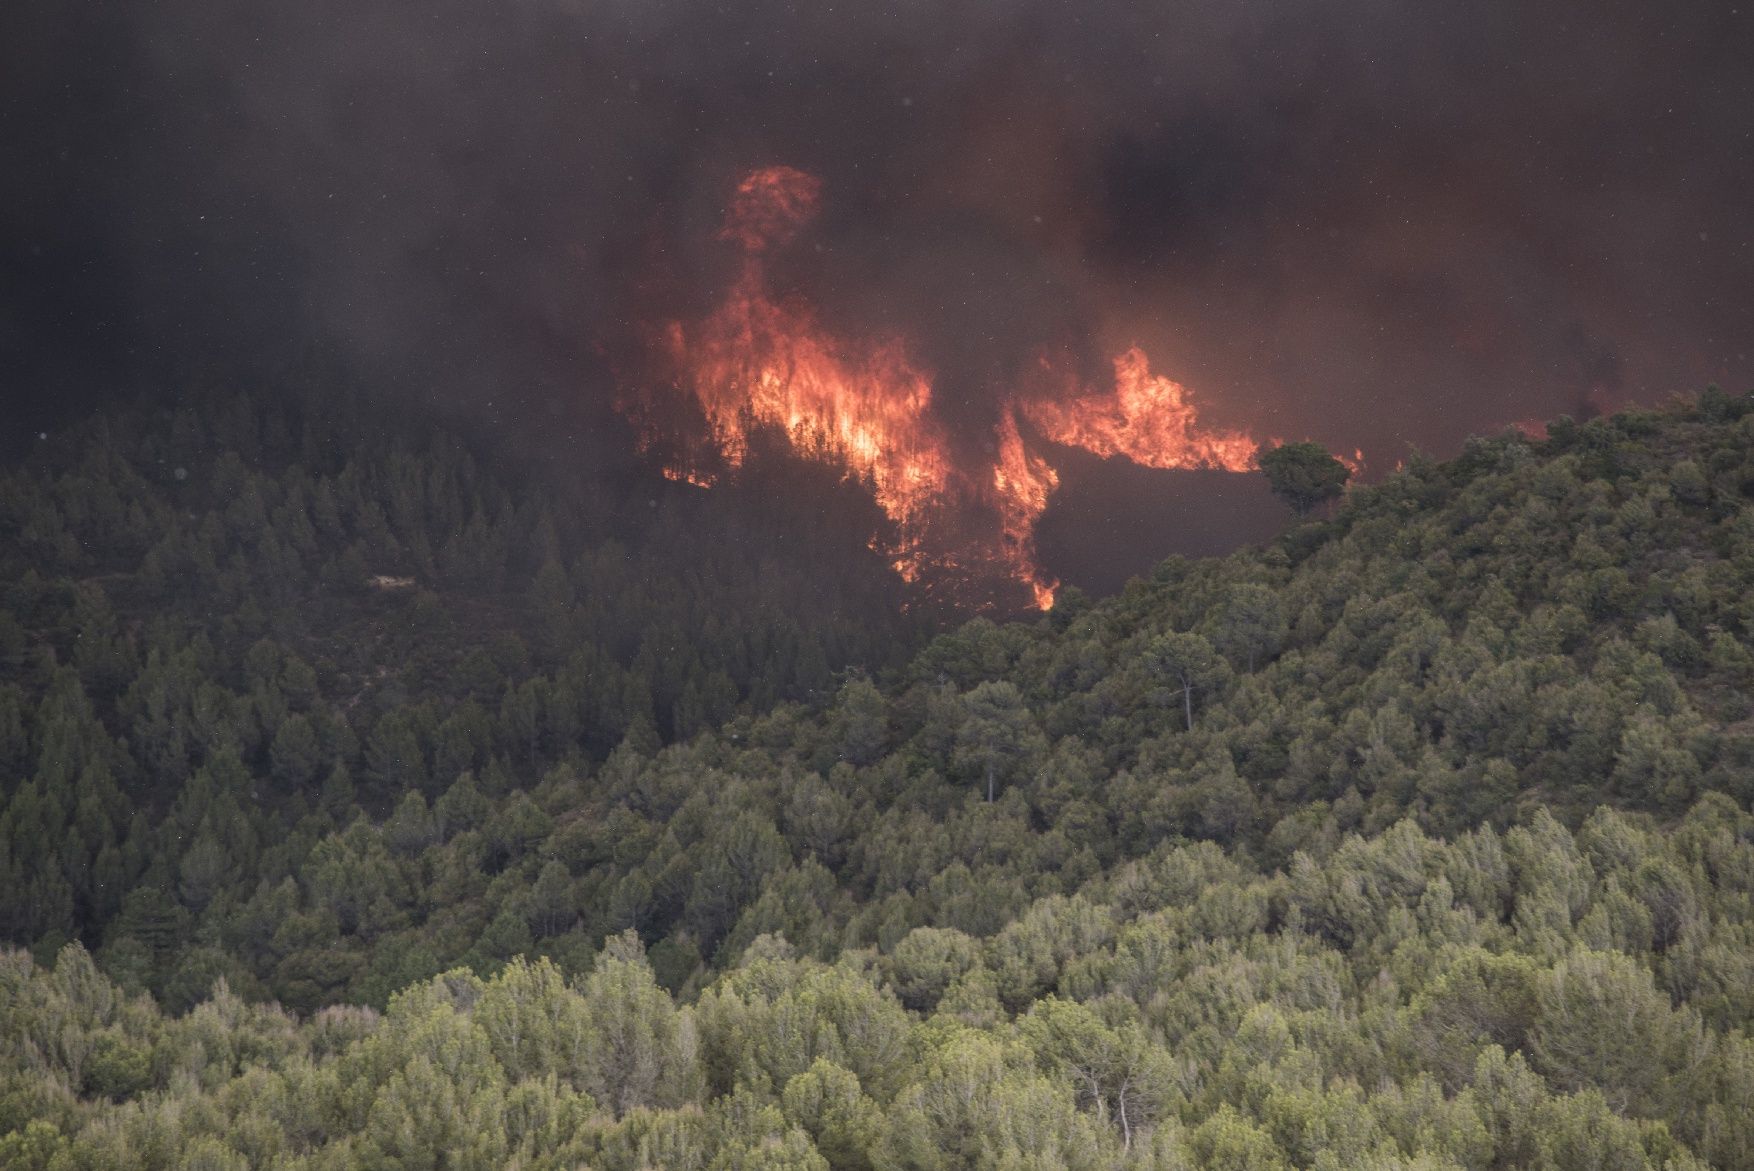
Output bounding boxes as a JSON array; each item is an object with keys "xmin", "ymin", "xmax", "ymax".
[
  {"xmin": 5, "ymin": 386, "xmax": 1754, "ymax": 1167},
  {"xmin": 0, "ymin": 388, "xmax": 930, "ymax": 987},
  {"xmin": 8, "ymin": 798, "xmax": 1754, "ymax": 1169}
]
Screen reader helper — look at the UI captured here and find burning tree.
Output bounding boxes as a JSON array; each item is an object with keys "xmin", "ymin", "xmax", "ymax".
[{"xmin": 622, "ymin": 166, "xmax": 1289, "ymax": 610}]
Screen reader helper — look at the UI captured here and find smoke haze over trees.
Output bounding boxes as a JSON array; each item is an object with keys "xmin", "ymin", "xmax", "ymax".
[
  {"xmin": 5, "ymin": 0, "xmax": 1752, "ymax": 465},
  {"xmin": 9, "ymin": 4, "xmax": 1754, "ymax": 1164}
]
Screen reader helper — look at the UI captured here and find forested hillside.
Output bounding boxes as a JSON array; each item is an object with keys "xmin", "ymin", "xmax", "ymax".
[
  {"xmin": 0, "ymin": 389, "xmax": 928, "ymax": 1000},
  {"xmin": 6, "ymin": 388, "xmax": 1754, "ymax": 1169}
]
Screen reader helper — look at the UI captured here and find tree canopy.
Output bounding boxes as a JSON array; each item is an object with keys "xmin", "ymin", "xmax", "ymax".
[
  {"xmin": 1258, "ymin": 440, "xmax": 1351, "ymax": 515},
  {"xmin": 6, "ymin": 386, "xmax": 1754, "ymax": 1166}
]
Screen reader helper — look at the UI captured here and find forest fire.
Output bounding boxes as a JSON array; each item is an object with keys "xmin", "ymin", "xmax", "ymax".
[
  {"xmin": 1021, "ymin": 347, "xmax": 1260, "ymax": 474},
  {"xmin": 992, "ymin": 410, "xmax": 1062, "ymax": 610},
  {"xmin": 643, "ymin": 167, "xmax": 953, "ymax": 582},
  {"xmin": 624, "ymin": 167, "xmax": 1273, "ymax": 609}
]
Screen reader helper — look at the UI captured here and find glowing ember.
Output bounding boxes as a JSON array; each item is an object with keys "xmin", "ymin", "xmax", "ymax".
[
  {"xmin": 660, "ymin": 464, "xmax": 716, "ymax": 488},
  {"xmin": 623, "ymin": 166, "xmax": 1318, "ymax": 610}
]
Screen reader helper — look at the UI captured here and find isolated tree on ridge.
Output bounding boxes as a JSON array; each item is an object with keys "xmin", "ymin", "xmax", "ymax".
[{"xmin": 1258, "ymin": 441, "xmax": 1350, "ymax": 516}]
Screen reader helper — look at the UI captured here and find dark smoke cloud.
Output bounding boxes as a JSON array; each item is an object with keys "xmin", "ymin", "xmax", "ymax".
[{"xmin": 5, "ymin": 0, "xmax": 1751, "ymax": 466}]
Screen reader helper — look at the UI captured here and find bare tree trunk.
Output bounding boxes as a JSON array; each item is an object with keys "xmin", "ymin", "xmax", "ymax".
[
  {"xmin": 986, "ymin": 761, "xmax": 995, "ymax": 803},
  {"xmin": 1181, "ymin": 677, "xmax": 1193, "ymax": 731}
]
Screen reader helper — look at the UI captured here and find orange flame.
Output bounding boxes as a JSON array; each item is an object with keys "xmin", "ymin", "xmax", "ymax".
[
  {"xmin": 670, "ymin": 280, "xmax": 950, "ymax": 527},
  {"xmin": 625, "ymin": 167, "xmax": 1308, "ymax": 610},
  {"xmin": 992, "ymin": 410, "xmax": 1062, "ymax": 608},
  {"xmin": 718, "ymin": 165, "xmax": 822, "ymax": 253},
  {"xmin": 656, "ymin": 167, "xmax": 951, "ymax": 579},
  {"xmin": 1022, "ymin": 347, "xmax": 1259, "ymax": 472}
]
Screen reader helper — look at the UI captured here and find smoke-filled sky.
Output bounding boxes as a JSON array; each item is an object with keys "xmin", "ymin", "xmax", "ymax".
[{"xmin": 5, "ymin": 0, "xmax": 1751, "ymax": 464}]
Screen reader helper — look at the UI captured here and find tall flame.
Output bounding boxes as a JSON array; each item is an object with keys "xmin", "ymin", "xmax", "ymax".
[
  {"xmin": 656, "ymin": 167, "xmax": 951, "ymax": 579},
  {"xmin": 623, "ymin": 166, "xmax": 1292, "ymax": 610},
  {"xmin": 991, "ymin": 410, "xmax": 1062, "ymax": 609}
]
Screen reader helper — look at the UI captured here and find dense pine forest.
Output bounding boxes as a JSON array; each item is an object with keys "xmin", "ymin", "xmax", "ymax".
[{"xmin": 6, "ymin": 387, "xmax": 1754, "ymax": 1169}]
